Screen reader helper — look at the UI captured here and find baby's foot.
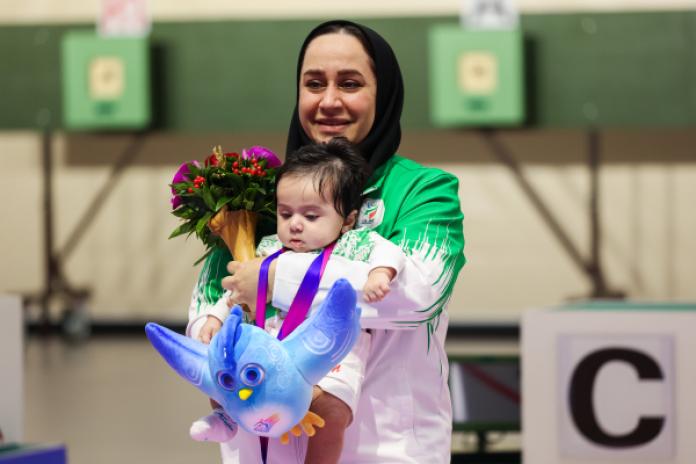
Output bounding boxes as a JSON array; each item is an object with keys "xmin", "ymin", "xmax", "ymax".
[{"xmin": 190, "ymin": 408, "xmax": 238, "ymax": 442}]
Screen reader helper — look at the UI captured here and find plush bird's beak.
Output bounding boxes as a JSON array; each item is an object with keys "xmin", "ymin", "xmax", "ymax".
[{"xmin": 238, "ymin": 388, "xmax": 253, "ymax": 401}]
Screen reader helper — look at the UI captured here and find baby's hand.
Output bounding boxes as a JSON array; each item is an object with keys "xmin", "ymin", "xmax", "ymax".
[
  {"xmin": 363, "ymin": 267, "xmax": 396, "ymax": 303},
  {"xmin": 198, "ymin": 315, "xmax": 223, "ymax": 344}
]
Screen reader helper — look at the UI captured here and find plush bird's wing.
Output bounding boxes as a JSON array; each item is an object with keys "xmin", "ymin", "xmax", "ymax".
[
  {"xmin": 282, "ymin": 279, "xmax": 361, "ymax": 385},
  {"xmin": 145, "ymin": 322, "xmax": 217, "ymax": 399}
]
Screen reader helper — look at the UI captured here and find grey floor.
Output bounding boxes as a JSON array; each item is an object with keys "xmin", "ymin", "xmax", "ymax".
[
  {"xmin": 24, "ymin": 336, "xmax": 221, "ymax": 464},
  {"xmin": 22, "ymin": 335, "xmax": 519, "ymax": 463}
]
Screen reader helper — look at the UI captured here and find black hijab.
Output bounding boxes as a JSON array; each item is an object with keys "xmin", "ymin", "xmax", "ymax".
[{"xmin": 286, "ymin": 20, "xmax": 404, "ymax": 171}]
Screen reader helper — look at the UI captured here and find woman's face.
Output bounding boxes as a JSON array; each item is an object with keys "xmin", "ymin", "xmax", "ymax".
[{"xmin": 299, "ymin": 33, "xmax": 377, "ymax": 145}]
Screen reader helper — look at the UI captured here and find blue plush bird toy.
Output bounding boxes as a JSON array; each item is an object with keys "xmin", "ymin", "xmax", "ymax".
[{"xmin": 145, "ymin": 279, "xmax": 361, "ymax": 438}]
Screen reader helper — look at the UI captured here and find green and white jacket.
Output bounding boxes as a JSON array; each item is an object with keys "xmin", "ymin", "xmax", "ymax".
[{"xmin": 188, "ymin": 155, "xmax": 465, "ymax": 464}]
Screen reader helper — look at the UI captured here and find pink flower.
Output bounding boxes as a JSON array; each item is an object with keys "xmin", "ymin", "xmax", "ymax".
[
  {"xmin": 170, "ymin": 160, "xmax": 200, "ymax": 209},
  {"xmin": 242, "ymin": 146, "xmax": 281, "ymax": 168}
]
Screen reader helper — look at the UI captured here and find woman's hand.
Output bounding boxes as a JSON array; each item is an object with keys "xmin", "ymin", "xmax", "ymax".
[{"xmin": 222, "ymin": 258, "xmax": 276, "ymax": 312}]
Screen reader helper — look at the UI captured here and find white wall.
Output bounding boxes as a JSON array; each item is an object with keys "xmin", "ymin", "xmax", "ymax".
[
  {"xmin": 1, "ymin": 0, "xmax": 694, "ymax": 24},
  {"xmin": 1, "ymin": 129, "xmax": 694, "ymax": 322},
  {"xmin": 0, "ymin": 295, "xmax": 23, "ymax": 442}
]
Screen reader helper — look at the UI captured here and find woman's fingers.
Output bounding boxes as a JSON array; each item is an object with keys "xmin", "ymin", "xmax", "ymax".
[
  {"xmin": 221, "ymin": 274, "xmax": 235, "ymax": 291},
  {"xmin": 222, "ymin": 258, "xmax": 264, "ymax": 308},
  {"xmin": 226, "ymin": 260, "xmax": 241, "ymax": 274}
]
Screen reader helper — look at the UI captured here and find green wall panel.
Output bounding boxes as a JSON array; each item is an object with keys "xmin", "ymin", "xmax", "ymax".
[
  {"xmin": 522, "ymin": 12, "xmax": 696, "ymax": 126},
  {"xmin": 1, "ymin": 12, "xmax": 696, "ymax": 130},
  {"xmin": 0, "ymin": 25, "xmax": 69, "ymax": 129},
  {"xmin": 428, "ymin": 27, "xmax": 525, "ymax": 126}
]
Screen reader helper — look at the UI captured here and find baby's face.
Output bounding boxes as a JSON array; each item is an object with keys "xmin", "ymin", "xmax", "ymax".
[{"xmin": 276, "ymin": 174, "xmax": 350, "ymax": 252}]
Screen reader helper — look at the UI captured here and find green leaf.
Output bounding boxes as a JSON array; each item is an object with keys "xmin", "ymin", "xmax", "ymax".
[
  {"xmin": 215, "ymin": 196, "xmax": 234, "ymax": 211},
  {"xmin": 172, "ymin": 207, "xmax": 196, "ymax": 219},
  {"xmin": 244, "ymin": 199, "xmax": 254, "ymax": 210},
  {"xmin": 209, "ymin": 185, "xmax": 224, "ymax": 198},
  {"xmin": 188, "ymin": 164, "xmax": 201, "ymax": 178},
  {"xmin": 244, "ymin": 188, "xmax": 258, "ymax": 201},
  {"xmin": 201, "ymin": 187, "xmax": 216, "ymax": 210},
  {"xmin": 253, "ymin": 197, "xmax": 265, "ymax": 211},
  {"xmin": 193, "ymin": 251, "xmax": 211, "ymax": 266},
  {"xmin": 224, "ymin": 174, "xmax": 243, "ymax": 191},
  {"xmin": 196, "ymin": 212, "xmax": 213, "ymax": 236},
  {"xmin": 169, "ymin": 221, "xmax": 196, "ymax": 239}
]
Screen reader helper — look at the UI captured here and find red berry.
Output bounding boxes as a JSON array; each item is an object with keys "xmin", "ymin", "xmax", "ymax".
[
  {"xmin": 187, "ymin": 188, "xmax": 193, "ymax": 193},
  {"xmin": 233, "ymin": 161, "xmax": 239, "ymax": 168}
]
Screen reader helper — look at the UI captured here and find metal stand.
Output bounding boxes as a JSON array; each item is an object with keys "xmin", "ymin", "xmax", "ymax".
[
  {"xmin": 479, "ymin": 129, "xmax": 624, "ymax": 299},
  {"xmin": 23, "ymin": 130, "xmax": 147, "ymax": 339}
]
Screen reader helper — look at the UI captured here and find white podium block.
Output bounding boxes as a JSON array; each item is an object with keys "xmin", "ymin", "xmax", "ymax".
[
  {"xmin": 0, "ymin": 295, "xmax": 23, "ymax": 443},
  {"xmin": 522, "ymin": 304, "xmax": 696, "ymax": 464}
]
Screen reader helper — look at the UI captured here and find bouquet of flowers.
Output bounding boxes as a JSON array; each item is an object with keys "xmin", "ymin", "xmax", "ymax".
[{"xmin": 169, "ymin": 145, "xmax": 281, "ymax": 264}]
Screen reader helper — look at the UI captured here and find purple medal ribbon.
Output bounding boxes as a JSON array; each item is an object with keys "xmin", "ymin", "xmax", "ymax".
[
  {"xmin": 255, "ymin": 242, "xmax": 336, "ymax": 334},
  {"xmin": 254, "ymin": 242, "xmax": 336, "ymax": 463},
  {"xmin": 255, "ymin": 248, "xmax": 285, "ymax": 329},
  {"xmin": 277, "ymin": 241, "xmax": 335, "ymax": 339}
]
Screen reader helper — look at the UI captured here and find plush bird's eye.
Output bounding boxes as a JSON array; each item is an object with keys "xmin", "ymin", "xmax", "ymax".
[
  {"xmin": 217, "ymin": 370, "xmax": 236, "ymax": 390},
  {"xmin": 240, "ymin": 363, "xmax": 265, "ymax": 387}
]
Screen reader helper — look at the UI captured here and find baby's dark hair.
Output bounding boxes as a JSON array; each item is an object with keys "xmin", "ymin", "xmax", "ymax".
[{"xmin": 277, "ymin": 137, "xmax": 371, "ymax": 218}]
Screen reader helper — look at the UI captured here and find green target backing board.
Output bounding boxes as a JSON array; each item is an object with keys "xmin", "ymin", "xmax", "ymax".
[
  {"xmin": 61, "ymin": 32, "xmax": 150, "ymax": 130},
  {"xmin": 429, "ymin": 25, "xmax": 524, "ymax": 127}
]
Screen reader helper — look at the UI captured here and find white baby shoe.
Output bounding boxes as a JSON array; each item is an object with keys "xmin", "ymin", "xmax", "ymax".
[{"xmin": 190, "ymin": 408, "xmax": 239, "ymax": 442}]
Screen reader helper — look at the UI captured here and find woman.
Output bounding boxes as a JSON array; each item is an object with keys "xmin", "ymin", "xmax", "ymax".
[{"xmin": 190, "ymin": 20, "xmax": 465, "ymax": 463}]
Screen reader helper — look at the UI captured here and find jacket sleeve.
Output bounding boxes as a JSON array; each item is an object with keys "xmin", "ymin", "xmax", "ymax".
[
  {"xmin": 185, "ymin": 247, "xmax": 232, "ymax": 338},
  {"xmin": 272, "ymin": 172, "xmax": 465, "ymax": 330}
]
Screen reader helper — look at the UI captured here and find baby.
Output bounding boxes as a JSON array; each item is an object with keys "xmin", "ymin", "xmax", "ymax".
[{"xmin": 190, "ymin": 137, "xmax": 406, "ymax": 461}]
